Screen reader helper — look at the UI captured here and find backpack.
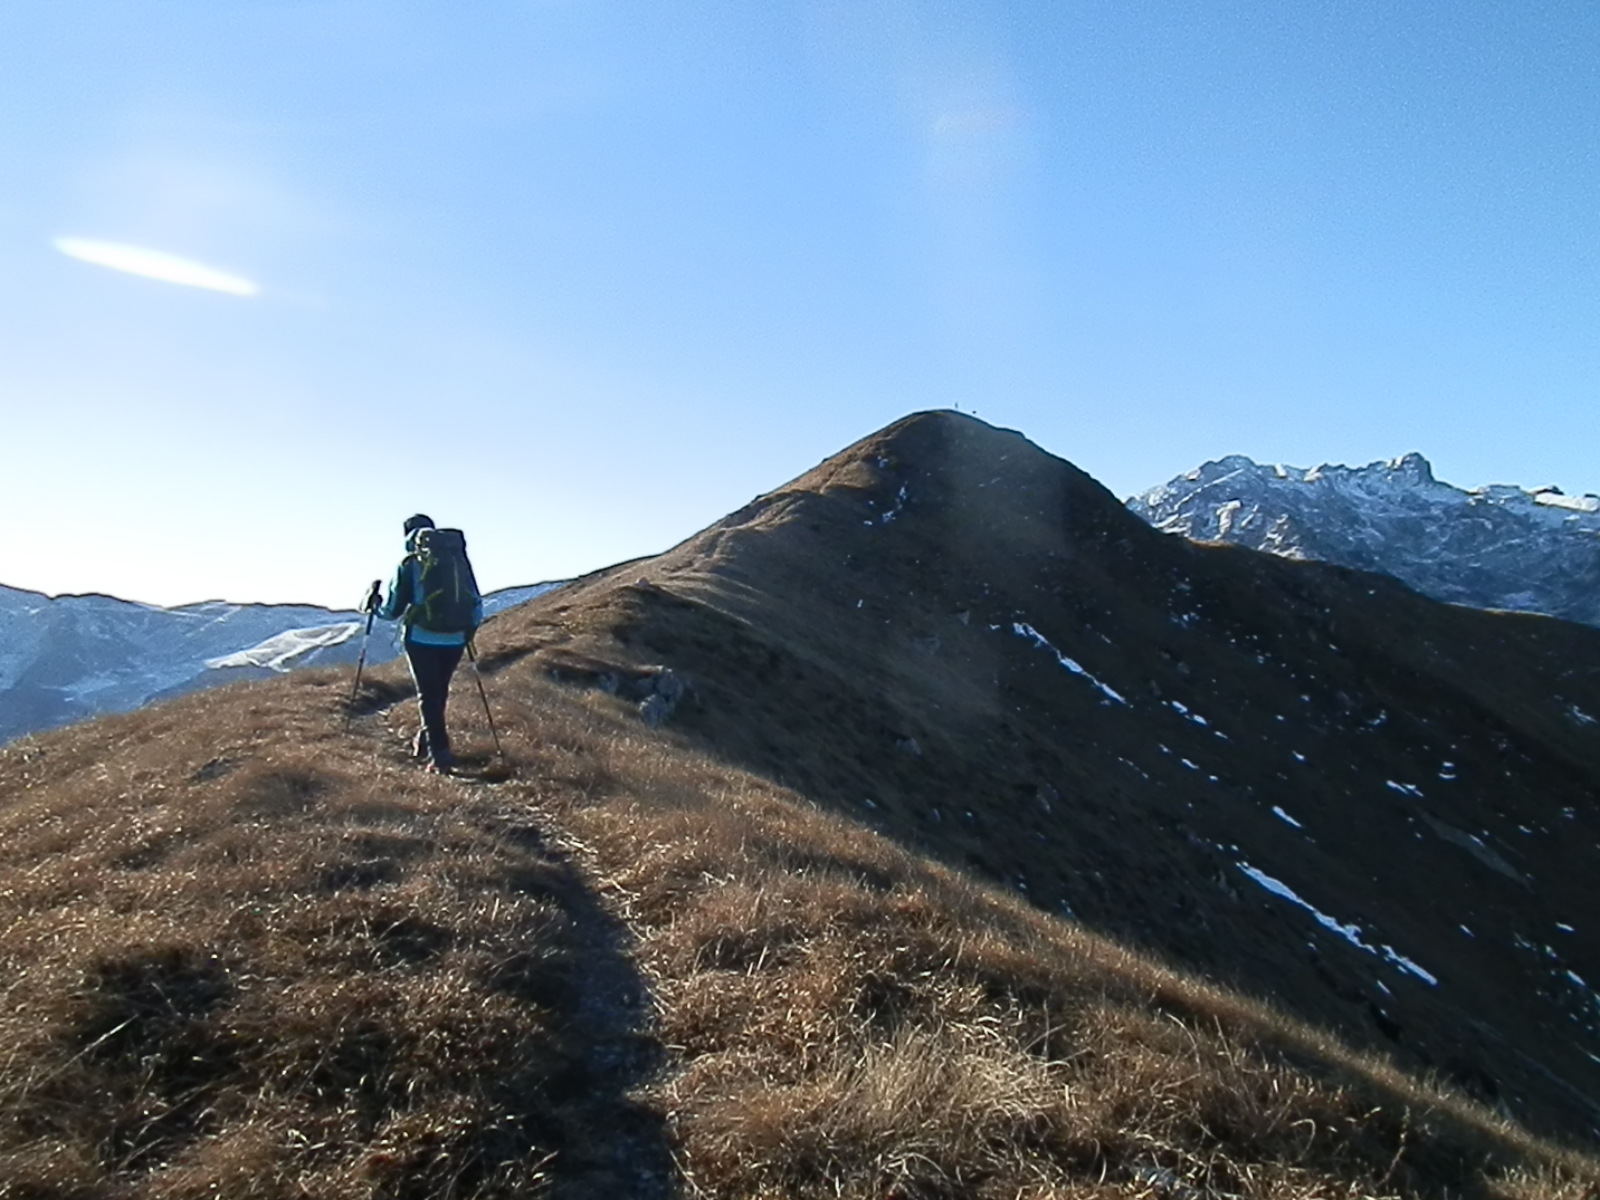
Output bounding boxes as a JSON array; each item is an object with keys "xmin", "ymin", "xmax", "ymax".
[{"xmin": 406, "ymin": 527, "xmax": 481, "ymax": 635}]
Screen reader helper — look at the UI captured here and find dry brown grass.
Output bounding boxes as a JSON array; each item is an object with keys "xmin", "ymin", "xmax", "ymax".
[
  {"xmin": 1, "ymin": 663, "xmax": 1597, "ymax": 1198},
  {"xmin": 0, "ymin": 673, "xmax": 659, "ymax": 1199},
  {"xmin": 509, "ymin": 681, "xmax": 1600, "ymax": 1200}
]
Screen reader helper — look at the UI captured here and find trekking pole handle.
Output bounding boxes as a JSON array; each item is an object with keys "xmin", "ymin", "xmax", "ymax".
[{"xmin": 345, "ymin": 585, "xmax": 381, "ymax": 732}]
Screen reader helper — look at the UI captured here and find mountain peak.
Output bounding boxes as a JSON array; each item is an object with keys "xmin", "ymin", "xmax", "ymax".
[
  {"xmin": 1130, "ymin": 451, "xmax": 1600, "ymax": 625},
  {"xmin": 1385, "ymin": 450, "xmax": 1435, "ymax": 482}
]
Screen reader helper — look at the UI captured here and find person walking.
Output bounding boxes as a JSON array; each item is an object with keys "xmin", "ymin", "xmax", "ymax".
[{"xmin": 368, "ymin": 513, "xmax": 483, "ymax": 773}]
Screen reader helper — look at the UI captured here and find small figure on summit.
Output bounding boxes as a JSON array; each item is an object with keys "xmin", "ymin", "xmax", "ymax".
[{"xmin": 366, "ymin": 513, "xmax": 483, "ymax": 772}]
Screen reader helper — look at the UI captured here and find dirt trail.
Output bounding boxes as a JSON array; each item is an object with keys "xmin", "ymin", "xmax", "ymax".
[{"xmin": 366, "ymin": 699, "xmax": 681, "ymax": 1199}]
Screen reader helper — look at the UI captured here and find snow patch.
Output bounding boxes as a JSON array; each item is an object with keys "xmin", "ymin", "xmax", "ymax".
[
  {"xmin": 1534, "ymin": 491, "xmax": 1600, "ymax": 513},
  {"xmin": 878, "ymin": 483, "xmax": 909, "ymax": 523},
  {"xmin": 1011, "ymin": 622, "xmax": 1128, "ymax": 704},
  {"xmin": 57, "ymin": 672, "xmax": 129, "ymax": 703},
  {"xmin": 1237, "ymin": 862, "xmax": 1439, "ymax": 986},
  {"xmin": 206, "ymin": 622, "xmax": 362, "ymax": 673}
]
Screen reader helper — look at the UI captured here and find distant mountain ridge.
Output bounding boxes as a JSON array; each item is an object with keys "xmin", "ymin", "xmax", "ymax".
[
  {"xmin": 1129, "ymin": 452, "xmax": 1600, "ymax": 627},
  {"xmin": 0, "ymin": 581, "xmax": 558, "ymax": 745}
]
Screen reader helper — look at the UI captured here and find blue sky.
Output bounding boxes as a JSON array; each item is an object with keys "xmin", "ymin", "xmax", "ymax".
[{"xmin": 4, "ymin": 1, "xmax": 1598, "ymax": 607}]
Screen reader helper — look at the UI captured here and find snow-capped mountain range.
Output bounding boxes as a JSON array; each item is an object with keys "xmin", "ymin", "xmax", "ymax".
[
  {"xmin": 0, "ymin": 582, "xmax": 557, "ymax": 745},
  {"xmin": 1129, "ymin": 452, "xmax": 1600, "ymax": 628}
]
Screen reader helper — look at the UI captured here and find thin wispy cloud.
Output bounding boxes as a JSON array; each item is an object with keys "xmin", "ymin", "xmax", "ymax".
[{"xmin": 52, "ymin": 237, "xmax": 259, "ymax": 296}]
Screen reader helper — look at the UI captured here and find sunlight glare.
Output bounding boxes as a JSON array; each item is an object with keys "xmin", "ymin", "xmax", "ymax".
[{"xmin": 53, "ymin": 237, "xmax": 259, "ymax": 297}]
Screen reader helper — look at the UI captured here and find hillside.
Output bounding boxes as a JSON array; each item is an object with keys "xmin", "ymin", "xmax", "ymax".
[
  {"xmin": 2, "ymin": 411, "xmax": 1599, "ymax": 1198},
  {"xmin": 484, "ymin": 412, "xmax": 1600, "ymax": 1145},
  {"xmin": 1128, "ymin": 453, "xmax": 1600, "ymax": 627}
]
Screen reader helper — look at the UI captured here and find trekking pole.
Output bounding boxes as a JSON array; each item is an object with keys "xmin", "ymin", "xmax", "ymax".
[
  {"xmin": 465, "ymin": 640, "xmax": 505, "ymax": 759},
  {"xmin": 343, "ymin": 580, "xmax": 383, "ymax": 730}
]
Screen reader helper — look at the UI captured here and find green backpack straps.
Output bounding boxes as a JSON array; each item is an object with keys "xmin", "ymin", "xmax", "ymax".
[{"xmin": 407, "ymin": 527, "xmax": 482, "ymax": 634}]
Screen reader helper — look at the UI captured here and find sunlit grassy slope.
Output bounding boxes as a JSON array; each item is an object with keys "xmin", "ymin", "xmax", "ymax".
[{"xmin": 1, "ymin": 657, "xmax": 1596, "ymax": 1199}]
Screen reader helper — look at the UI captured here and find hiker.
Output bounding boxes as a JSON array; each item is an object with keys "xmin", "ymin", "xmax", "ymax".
[{"xmin": 367, "ymin": 513, "xmax": 483, "ymax": 772}]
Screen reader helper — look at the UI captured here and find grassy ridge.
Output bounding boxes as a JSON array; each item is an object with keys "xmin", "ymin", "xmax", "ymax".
[
  {"xmin": 0, "ymin": 673, "xmax": 664, "ymax": 1198},
  {"xmin": 1, "ymin": 662, "xmax": 1596, "ymax": 1198}
]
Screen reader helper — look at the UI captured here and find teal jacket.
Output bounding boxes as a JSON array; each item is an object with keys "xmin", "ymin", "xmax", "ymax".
[{"xmin": 376, "ymin": 528, "xmax": 483, "ymax": 647}]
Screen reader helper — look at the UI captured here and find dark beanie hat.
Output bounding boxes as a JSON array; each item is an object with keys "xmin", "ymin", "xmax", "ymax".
[{"xmin": 403, "ymin": 513, "xmax": 435, "ymax": 535}]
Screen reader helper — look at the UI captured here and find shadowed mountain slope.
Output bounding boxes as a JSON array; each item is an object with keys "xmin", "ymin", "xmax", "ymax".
[{"xmin": 486, "ymin": 410, "xmax": 1600, "ymax": 1147}]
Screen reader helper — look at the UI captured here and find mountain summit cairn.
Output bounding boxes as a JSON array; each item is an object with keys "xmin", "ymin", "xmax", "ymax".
[{"xmin": 3, "ymin": 411, "xmax": 1599, "ymax": 1197}]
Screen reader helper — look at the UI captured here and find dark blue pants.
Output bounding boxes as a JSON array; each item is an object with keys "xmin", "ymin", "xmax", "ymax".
[{"xmin": 405, "ymin": 640, "xmax": 465, "ymax": 766}]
